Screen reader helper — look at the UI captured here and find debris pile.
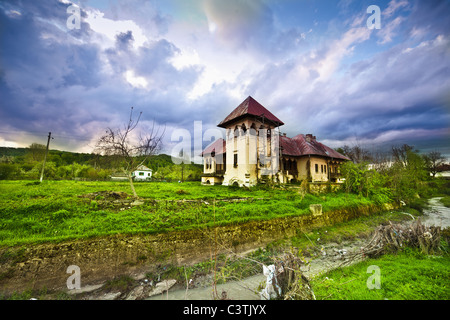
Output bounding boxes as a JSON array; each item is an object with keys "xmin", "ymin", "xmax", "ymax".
[
  {"xmin": 78, "ymin": 191, "xmax": 132, "ymax": 201},
  {"xmin": 78, "ymin": 191, "xmax": 143, "ymax": 210},
  {"xmin": 345, "ymin": 219, "xmax": 442, "ymax": 263},
  {"xmin": 260, "ymin": 251, "xmax": 315, "ymax": 300}
]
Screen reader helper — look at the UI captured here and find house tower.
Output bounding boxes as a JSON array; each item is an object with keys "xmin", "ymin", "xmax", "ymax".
[{"xmin": 217, "ymin": 96, "xmax": 284, "ymax": 187}]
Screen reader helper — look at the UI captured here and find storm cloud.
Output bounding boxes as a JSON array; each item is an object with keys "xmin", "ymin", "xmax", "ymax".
[{"xmin": 0, "ymin": 0, "xmax": 449, "ymax": 158}]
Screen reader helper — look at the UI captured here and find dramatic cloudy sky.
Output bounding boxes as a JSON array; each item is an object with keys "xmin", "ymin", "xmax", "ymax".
[{"xmin": 1, "ymin": 0, "xmax": 449, "ymax": 161}]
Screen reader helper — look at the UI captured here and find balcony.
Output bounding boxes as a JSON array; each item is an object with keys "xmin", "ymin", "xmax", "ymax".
[
  {"xmin": 202, "ymin": 169, "xmax": 225, "ymax": 178},
  {"xmin": 283, "ymin": 170, "xmax": 298, "ymax": 176},
  {"xmin": 329, "ymin": 172, "xmax": 342, "ymax": 181}
]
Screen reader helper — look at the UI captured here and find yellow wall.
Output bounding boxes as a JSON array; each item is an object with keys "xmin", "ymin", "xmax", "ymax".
[
  {"xmin": 222, "ymin": 118, "xmax": 278, "ymax": 187},
  {"xmin": 309, "ymin": 157, "xmax": 329, "ymax": 182}
]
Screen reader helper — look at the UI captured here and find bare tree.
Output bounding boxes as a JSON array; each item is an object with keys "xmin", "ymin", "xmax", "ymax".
[
  {"xmin": 391, "ymin": 144, "xmax": 415, "ymax": 167},
  {"xmin": 337, "ymin": 145, "xmax": 372, "ymax": 163},
  {"xmin": 95, "ymin": 107, "xmax": 164, "ymax": 198},
  {"xmin": 370, "ymin": 150, "xmax": 392, "ymax": 173},
  {"xmin": 423, "ymin": 151, "xmax": 446, "ymax": 178}
]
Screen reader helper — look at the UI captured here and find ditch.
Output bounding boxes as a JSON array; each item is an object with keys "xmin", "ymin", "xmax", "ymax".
[
  {"xmin": 146, "ymin": 197, "xmax": 449, "ymax": 300},
  {"xmin": 3, "ymin": 197, "xmax": 448, "ymax": 300}
]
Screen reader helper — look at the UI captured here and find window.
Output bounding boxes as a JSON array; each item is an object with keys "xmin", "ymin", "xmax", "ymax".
[
  {"xmin": 234, "ymin": 154, "xmax": 238, "ymax": 168},
  {"xmin": 315, "ymin": 164, "xmax": 318, "ymax": 173},
  {"xmin": 139, "ymin": 172, "xmax": 144, "ymax": 176}
]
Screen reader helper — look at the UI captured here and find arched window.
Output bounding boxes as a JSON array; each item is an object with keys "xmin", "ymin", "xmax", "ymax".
[
  {"xmin": 250, "ymin": 123, "xmax": 257, "ymax": 136},
  {"xmin": 241, "ymin": 124, "xmax": 247, "ymax": 135},
  {"xmin": 227, "ymin": 129, "xmax": 233, "ymax": 140}
]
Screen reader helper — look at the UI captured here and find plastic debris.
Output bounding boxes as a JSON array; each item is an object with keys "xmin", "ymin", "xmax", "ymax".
[{"xmin": 260, "ymin": 264, "xmax": 281, "ymax": 300}]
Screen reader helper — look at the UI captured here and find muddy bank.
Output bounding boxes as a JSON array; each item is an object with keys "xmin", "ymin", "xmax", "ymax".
[
  {"xmin": 152, "ymin": 197, "xmax": 450, "ymax": 300},
  {"xmin": 146, "ymin": 238, "xmax": 369, "ymax": 301},
  {"xmin": 0, "ymin": 202, "xmax": 396, "ymax": 296}
]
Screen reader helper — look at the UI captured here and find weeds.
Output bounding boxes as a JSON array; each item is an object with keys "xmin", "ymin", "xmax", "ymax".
[
  {"xmin": 311, "ymin": 249, "xmax": 450, "ymax": 300},
  {"xmin": 0, "ymin": 180, "xmax": 384, "ymax": 246}
]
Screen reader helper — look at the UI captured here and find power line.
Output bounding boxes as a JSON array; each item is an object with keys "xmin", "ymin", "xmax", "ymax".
[{"xmin": 0, "ymin": 129, "xmax": 96, "ymax": 142}]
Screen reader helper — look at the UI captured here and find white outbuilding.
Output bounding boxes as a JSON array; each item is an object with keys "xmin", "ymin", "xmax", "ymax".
[{"xmin": 132, "ymin": 165, "xmax": 152, "ymax": 181}]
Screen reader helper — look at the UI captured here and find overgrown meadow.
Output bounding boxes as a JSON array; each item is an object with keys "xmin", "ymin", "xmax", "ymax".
[
  {"xmin": 0, "ymin": 180, "xmax": 373, "ymax": 247},
  {"xmin": 311, "ymin": 249, "xmax": 450, "ymax": 300}
]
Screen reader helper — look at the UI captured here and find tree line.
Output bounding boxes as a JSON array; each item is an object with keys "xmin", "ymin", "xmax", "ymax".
[
  {"xmin": 336, "ymin": 144, "xmax": 448, "ymax": 205},
  {"xmin": 0, "ymin": 144, "xmax": 202, "ymax": 182}
]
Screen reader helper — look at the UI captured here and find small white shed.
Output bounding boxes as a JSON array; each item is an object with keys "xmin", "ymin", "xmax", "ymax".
[{"xmin": 132, "ymin": 165, "xmax": 152, "ymax": 181}]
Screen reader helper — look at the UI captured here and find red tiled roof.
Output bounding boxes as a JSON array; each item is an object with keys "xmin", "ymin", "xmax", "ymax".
[
  {"xmin": 218, "ymin": 96, "xmax": 284, "ymax": 128},
  {"xmin": 201, "ymin": 138, "xmax": 226, "ymax": 157},
  {"xmin": 280, "ymin": 134, "xmax": 350, "ymax": 160},
  {"xmin": 201, "ymin": 135, "xmax": 349, "ymax": 160}
]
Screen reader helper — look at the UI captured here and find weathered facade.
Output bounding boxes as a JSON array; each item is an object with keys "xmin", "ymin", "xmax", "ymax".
[{"xmin": 201, "ymin": 96, "xmax": 349, "ymax": 187}]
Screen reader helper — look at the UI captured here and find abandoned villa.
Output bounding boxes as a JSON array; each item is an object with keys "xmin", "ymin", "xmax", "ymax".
[{"xmin": 201, "ymin": 96, "xmax": 350, "ymax": 187}]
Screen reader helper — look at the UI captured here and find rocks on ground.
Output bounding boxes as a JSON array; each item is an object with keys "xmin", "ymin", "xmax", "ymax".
[
  {"xmin": 77, "ymin": 278, "xmax": 178, "ymax": 300},
  {"xmin": 78, "ymin": 191, "xmax": 144, "ymax": 210}
]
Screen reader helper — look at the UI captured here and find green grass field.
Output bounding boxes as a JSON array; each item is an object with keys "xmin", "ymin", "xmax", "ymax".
[
  {"xmin": 311, "ymin": 248, "xmax": 450, "ymax": 300},
  {"xmin": 0, "ymin": 180, "xmax": 375, "ymax": 247}
]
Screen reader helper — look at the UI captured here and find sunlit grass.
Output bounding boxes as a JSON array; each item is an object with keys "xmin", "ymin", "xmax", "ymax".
[
  {"xmin": 0, "ymin": 180, "xmax": 382, "ymax": 247},
  {"xmin": 311, "ymin": 249, "xmax": 450, "ymax": 300}
]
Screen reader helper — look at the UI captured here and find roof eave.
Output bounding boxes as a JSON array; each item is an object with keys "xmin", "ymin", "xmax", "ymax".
[{"xmin": 218, "ymin": 115, "xmax": 284, "ymax": 128}]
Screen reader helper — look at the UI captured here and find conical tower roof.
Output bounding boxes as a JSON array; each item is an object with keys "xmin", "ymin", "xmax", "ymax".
[{"xmin": 217, "ymin": 96, "xmax": 284, "ymax": 128}]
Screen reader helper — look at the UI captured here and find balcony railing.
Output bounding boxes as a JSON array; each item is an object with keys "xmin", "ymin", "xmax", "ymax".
[
  {"xmin": 283, "ymin": 170, "xmax": 298, "ymax": 176},
  {"xmin": 329, "ymin": 173, "xmax": 341, "ymax": 179}
]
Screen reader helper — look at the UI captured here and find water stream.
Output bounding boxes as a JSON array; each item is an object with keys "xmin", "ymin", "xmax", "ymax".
[
  {"xmin": 421, "ymin": 197, "xmax": 450, "ymax": 228},
  {"xmin": 146, "ymin": 197, "xmax": 450, "ymax": 300}
]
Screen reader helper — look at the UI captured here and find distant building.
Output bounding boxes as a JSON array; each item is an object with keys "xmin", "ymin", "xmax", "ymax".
[
  {"xmin": 201, "ymin": 96, "xmax": 349, "ymax": 186},
  {"xmin": 111, "ymin": 165, "xmax": 152, "ymax": 181},
  {"xmin": 131, "ymin": 165, "xmax": 152, "ymax": 181}
]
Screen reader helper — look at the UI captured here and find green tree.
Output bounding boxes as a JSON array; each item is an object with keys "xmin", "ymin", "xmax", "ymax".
[
  {"xmin": 341, "ymin": 161, "xmax": 367, "ymax": 195},
  {"xmin": 341, "ymin": 161, "xmax": 392, "ymax": 204},
  {"xmin": 26, "ymin": 143, "xmax": 46, "ymax": 162},
  {"xmin": 0, "ymin": 163, "xmax": 19, "ymax": 180},
  {"xmin": 387, "ymin": 146, "xmax": 428, "ymax": 203}
]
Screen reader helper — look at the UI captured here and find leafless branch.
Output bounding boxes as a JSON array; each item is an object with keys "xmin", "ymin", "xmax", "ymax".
[{"xmin": 94, "ymin": 107, "xmax": 164, "ymax": 197}]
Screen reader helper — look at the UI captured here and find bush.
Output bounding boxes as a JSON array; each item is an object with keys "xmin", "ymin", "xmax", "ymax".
[{"xmin": 0, "ymin": 163, "xmax": 19, "ymax": 180}]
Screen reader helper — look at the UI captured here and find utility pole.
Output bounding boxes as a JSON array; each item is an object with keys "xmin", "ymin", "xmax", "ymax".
[
  {"xmin": 181, "ymin": 162, "xmax": 184, "ymax": 182},
  {"xmin": 40, "ymin": 132, "xmax": 52, "ymax": 183}
]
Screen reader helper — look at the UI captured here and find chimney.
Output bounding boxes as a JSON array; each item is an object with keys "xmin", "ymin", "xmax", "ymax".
[
  {"xmin": 283, "ymin": 133, "xmax": 286, "ymax": 137},
  {"xmin": 306, "ymin": 134, "xmax": 313, "ymax": 142}
]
